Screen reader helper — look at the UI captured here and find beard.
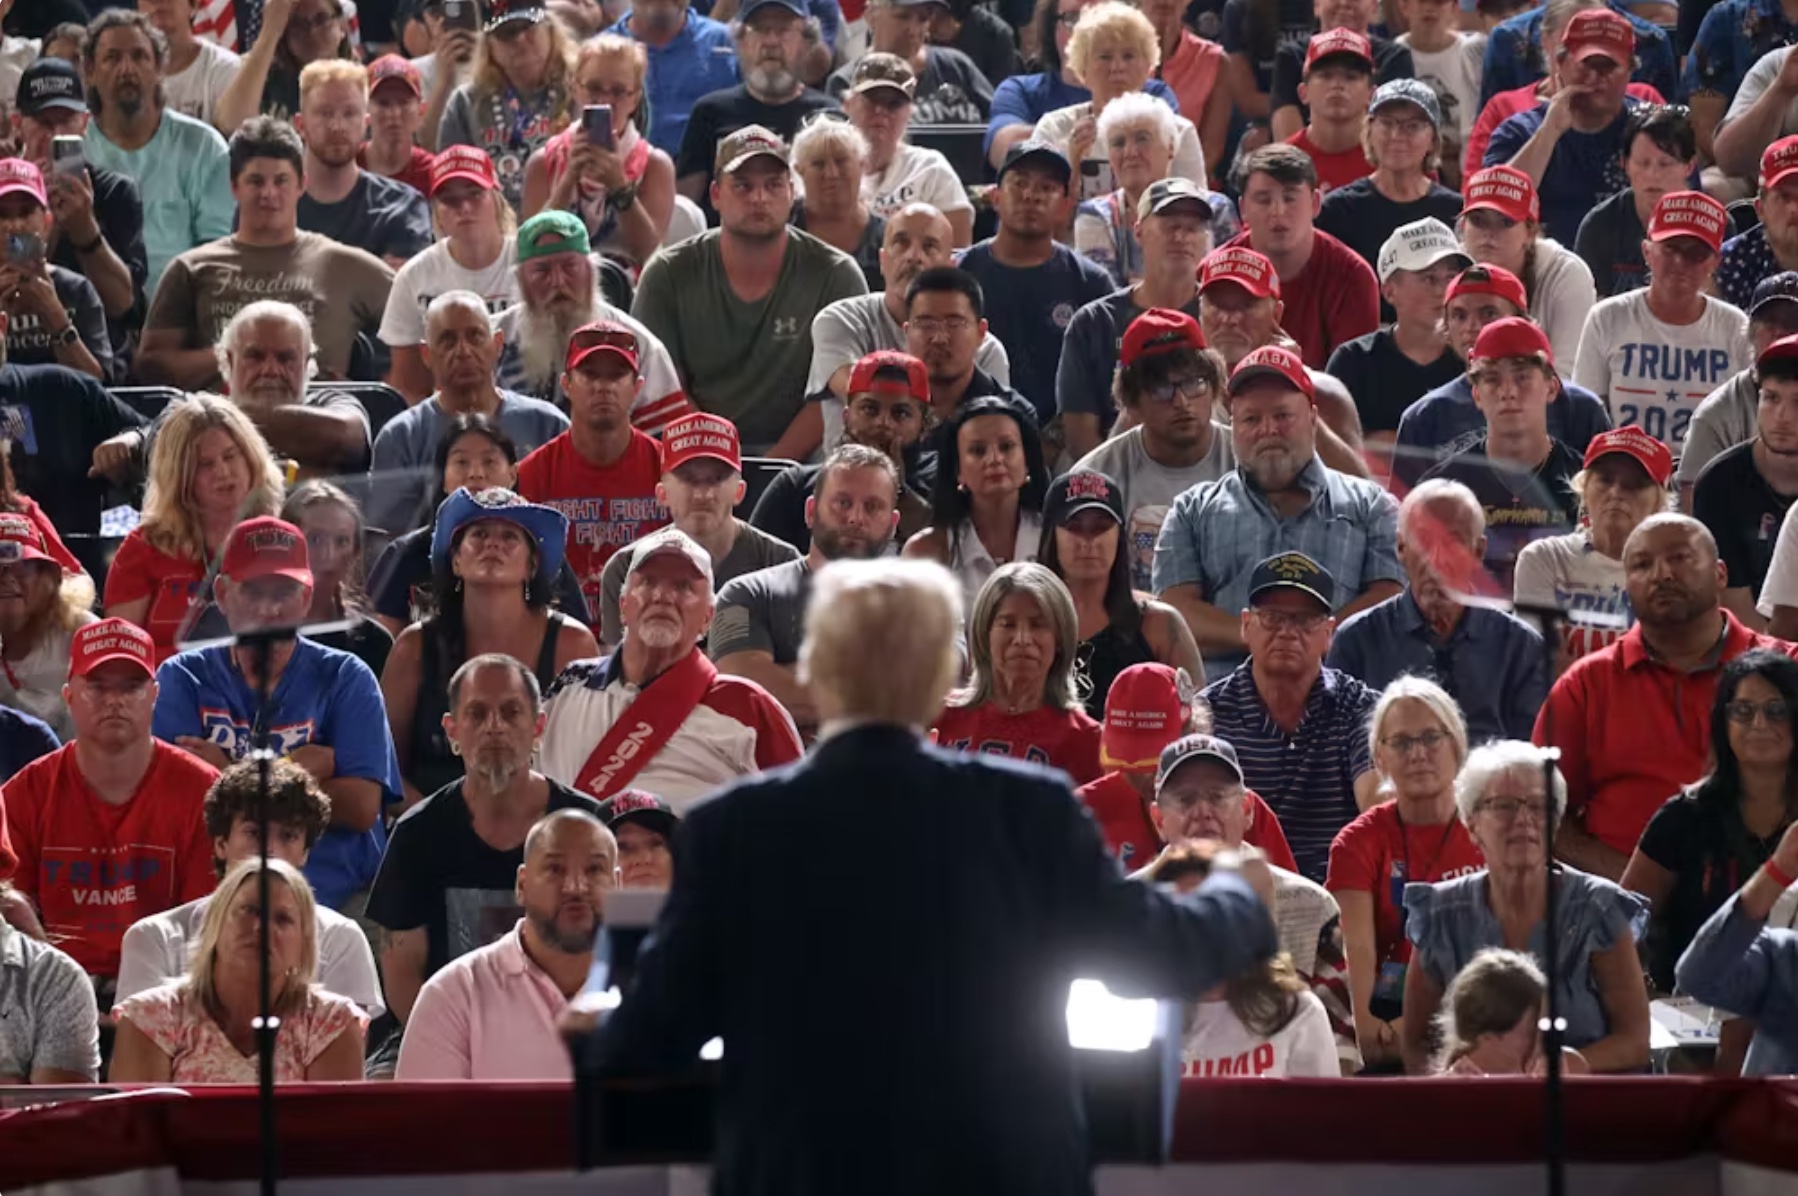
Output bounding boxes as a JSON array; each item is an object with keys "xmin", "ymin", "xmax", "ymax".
[
  {"xmin": 517, "ymin": 293, "xmax": 597, "ymax": 390},
  {"xmin": 813, "ymin": 522, "xmax": 884, "ymax": 561},
  {"xmin": 746, "ymin": 64, "xmax": 797, "ymax": 96},
  {"xmin": 470, "ymin": 749, "xmax": 525, "ymax": 793},
  {"xmin": 1244, "ymin": 444, "xmax": 1304, "ymax": 491},
  {"xmin": 632, "ymin": 616, "xmax": 686, "ymax": 649},
  {"xmin": 529, "ymin": 907, "xmax": 597, "ymax": 953}
]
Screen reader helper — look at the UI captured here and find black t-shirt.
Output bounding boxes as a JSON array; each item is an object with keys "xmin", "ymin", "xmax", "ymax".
[
  {"xmin": 828, "ymin": 47, "xmax": 994, "ymax": 124},
  {"xmin": 4, "ymin": 265, "xmax": 112, "ymax": 378},
  {"xmin": 297, "ymin": 171, "xmax": 434, "ymax": 263},
  {"xmin": 1272, "ymin": 32, "xmax": 1414, "ymax": 120},
  {"xmin": 1574, "ymin": 187, "xmax": 1649, "ymax": 299},
  {"xmin": 793, "ymin": 207, "xmax": 884, "ymax": 290},
  {"xmin": 958, "ymin": 240, "xmax": 1117, "ymax": 424},
  {"xmin": 366, "ymin": 523, "xmax": 592, "ymax": 628},
  {"xmin": 311, "ymin": 615, "xmax": 395, "ymax": 682},
  {"xmin": 0, "ymin": 361, "xmax": 144, "ymax": 534},
  {"xmin": 748, "ymin": 458, "xmax": 935, "ymax": 554},
  {"xmin": 365, "ymin": 775, "xmax": 602, "ymax": 977},
  {"xmin": 1693, "ymin": 441, "xmax": 1796, "ymax": 602},
  {"xmin": 676, "ymin": 85, "xmax": 842, "ymax": 223},
  {"xmin": 954, "ymin": 5, "xmax": 1022, "ymax": 88},
  {"xmin": 1315, "ymin": 177, "xmax": 1464, "ymax": 282},
  {"xmin": 1324, "ymin": 327, "xmax": 1463, "ymax": 434},
  {"xmin": 1638, "ymin": 790, "xmax": 1787, "ymax": 993},
  {"xmin": 50, "ymin": 166, "xmax": 148, "ymax": 351},
  {"xmin": 1420, "ymin": 436, "xmax": 1581, "ymax": 587}
]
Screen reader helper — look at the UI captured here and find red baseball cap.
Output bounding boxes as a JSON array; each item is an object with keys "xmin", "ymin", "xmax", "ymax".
[
  {"xmin": 1758, "ymin": 332, "xmax": 1798, "ymax": 372},
  {"xmin": 1462, "ymin": 165, "xmax": 1538, "ymax": 224},
  {"xmin": 369, "ymin": 54, "xmax": 423, "ymax": 98},
  {"xmin": 847, "ymin": 349, "xmax": 928, "ymax": 402},
  {"xmin": 1562, "ymin": 7, "xmax": 1634, "ymax": 63},
  {"xmin": 1582, "ymin": 427, "xmax": 1673, "ymax": 485},
  {"xmin": 1469, "ymin": 315, "xmax": 1553, "ymax": 367},
  {"xmin": 0, "ymin": 513, "xmax": 57, "ymax": 568},
  {"xmin": 70, "ymin": 618, "xmax": 156, "ymax": 680},
  {"xmin": 0, "ymin": 158, "xmax": 47, "ymax": 207},
  {"xmin": 1228, "ymin": 344, "xmax": 1313, "ymax": 399},
  {"xmin": 430, "ymin": 145, "xmax": 498, "ymax": 197},
  {"xmin": 1199, "ymin": 246, "xmax": 1280, "ymax": 300},
  {"xmin": 220, "ymin": 517, "xmax": 314, "ymax": 587},
  {"xmin": 1647, "ymin": 190, "xmax": 1728, "ymax": 253},
  {"xmin": 1100, "ymin": 663, "xmax": 1190, "ymax": 774},
  {"xmin": 1304, "ymin": 27, "xmax": 1373, "ymax": 73},
  {"xmin": 566, "ymin": 320, "xmax": 640, "ymax": 374},
  {"xmin": 1762, "ymin": 136, "xmax": 1798, "ymax": 191},
  {"xmin": 661, "ymin": 412, "xmax": 742, "ymax": 473},
  {"xmin": 1445, "ymin": 263, "xmax": 1529, "ymax": 313},
  {"xmin": 1121, "ymin": 308, "xmax": 1205, "ymax": 368}
]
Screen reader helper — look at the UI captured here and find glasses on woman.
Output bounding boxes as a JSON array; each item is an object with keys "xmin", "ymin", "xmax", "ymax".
[
  {"xmin": 1727, "ymin": 699, "xmax": 1791, "ymax": 726},
  {"xmin": 1142, "ymin": 375, "xmax": 1212, "ymax": 405},
  {"xmin": 1381, "ymin": 729, "xmax": 1448, "ymax": 755},
  {"xmin": 580, "ymin": 82, "xmax": 640, "ymax": 104},
  {"xmin": 1478, "ymin": 797, "xmax": 1548, "ymax": 822},
  {"xmin": 290, "ymin": 7, "xmax": 343, "ymax": 31},
  {"xmin": 1055, "ymin": 10, "xmax": 1082, "ymax": 27}
]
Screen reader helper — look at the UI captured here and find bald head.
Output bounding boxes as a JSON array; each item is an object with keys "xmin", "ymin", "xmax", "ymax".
[
  {"xmin": 518, "ymin": 809, "xmax": 616, "ymax": 955},
  {"xmin": 880, "ymin": 204, "xmax": 955, "ymax": 295},
  {"xmin": 523, "ymin": 808, "xmax": 616, "ymax": 862},
  {"xmin": 1623, "ymin": 512, "xmax": 1724, "ymax": 632}
]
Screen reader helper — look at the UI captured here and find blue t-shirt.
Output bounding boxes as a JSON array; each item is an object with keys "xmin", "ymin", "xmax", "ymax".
[
  {"xmin": 607, "ymin": 11, "xmax": 740, "ymax": 155},
  {"xmin": 1391, "ymin": 372, "xmax": 1612, "ymax": 489},
  {"xmin": 1483, "ymin": 98, "xmax": 1638, "ymax": 248},
  {"xmin": 957, "ymin": 240, "xmax": 1117, "ymax": 424},
  {"xmin": 150, "ymin": 637, "xmax": 403, "ymax": 910},
  {"xmin": 0, "ymin": 705, "xmax": 58, "ymax": 784},
  {"xmin": 983, "ymin": 73, "xmax": 1180, "ymax": 155}
]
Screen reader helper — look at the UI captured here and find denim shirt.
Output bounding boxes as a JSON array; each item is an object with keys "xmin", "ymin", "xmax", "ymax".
[
  {"xmin": 1681, "ymin": 0, "xmax": 1798, "ymax": 103},
  {"xmin": 1677, "ymin": 892, "xmax": 1798, "ymax": 1076}
]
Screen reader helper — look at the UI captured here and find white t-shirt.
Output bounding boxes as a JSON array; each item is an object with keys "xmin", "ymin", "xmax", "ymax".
[
  {"xmin": 1398, "ymin": 32, "xmax": 1482, "ymax": 149},
  {"xmin": 1073, "ymin": 423, "xmax": 1234, "ymax": 591},
  {"xmin": 1512, "ymin": 528, "xmax": 1632, "ymax": 659},
  {"xmin": 1758, "ymin": 501, "xmax": 1798, "ymax": 618},
  {"xmin": 1531, "ymin": 238, "xmax": 1596, "ymax": 378},
  {"xmin": 0, "ymin": 35, "xmax": 39, "ymax": 125},
  {"xmin": 863, "ymin": 143, "xmax": 973, "ymax": 220},
  {"xmin": 163, "ymin": 39, "xmax": 241, "ymax": 128},
  {"xmin": 378, "ymin": 235, "xmax": 520, "ymax": 351},
  {"xmin": 1182, "ymin": 989, "xmax": 1338, "ymax": 1078},
  {"xmin": 1572, "ymin": 291, "xmax": 1752, "ymax": 451},
  {"xmin": 0, "ymin": 613, "xmax": 91, "ymax": 741}
]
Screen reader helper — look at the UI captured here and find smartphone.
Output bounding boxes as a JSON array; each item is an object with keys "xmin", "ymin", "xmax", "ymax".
[
  {"xmin": 442, "ymin": 0, "xmax": 479, "ymax": 31},
  {"xmin": 50, "ymin": 135, "xmax": 84, "ymax": 177},
  {"xmin": 583, "ymin": 104, "xmax": 614, "ymax": 150},
  {"xmin": 5, "ymin": 232, "xmax": 43, "ymax": 267}
]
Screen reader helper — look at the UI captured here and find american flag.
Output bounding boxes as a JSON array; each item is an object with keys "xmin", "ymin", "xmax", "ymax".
[{"xmin": 192, "ymin": 0, "xmax": 361, "ymax": 56}]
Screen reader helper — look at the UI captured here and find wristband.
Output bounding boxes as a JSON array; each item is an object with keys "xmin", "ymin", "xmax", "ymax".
[
  {"xmin": 71, "ymin": 232, "xmax": 103, "ymax": 255},
  {"xmin": 1766, "ymin": 859, "xmax": 1796, "ymax": 890}
]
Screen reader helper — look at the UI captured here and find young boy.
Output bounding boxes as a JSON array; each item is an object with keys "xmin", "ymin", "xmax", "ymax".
[{"xmin": 1286, "ymin": 28, "xmax": 1377, "ymax": 195}]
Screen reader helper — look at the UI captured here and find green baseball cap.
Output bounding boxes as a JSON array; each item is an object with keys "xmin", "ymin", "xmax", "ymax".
[{"xmin": 516, "ymin": 210, "xmax": 590, "ymax": 263}]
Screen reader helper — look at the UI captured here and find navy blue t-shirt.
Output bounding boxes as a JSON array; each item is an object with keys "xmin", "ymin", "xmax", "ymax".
[
  {"xmin": 1484, "ymin": 99, "xmax": 1638, "ymax": 248},
  {"xmin": 958, "ymin": 240, "xmax": 1117, "ymax": 425},
  {"xmin": 0, "ymin": 704, "xmax": 57, "ymax": 784}
]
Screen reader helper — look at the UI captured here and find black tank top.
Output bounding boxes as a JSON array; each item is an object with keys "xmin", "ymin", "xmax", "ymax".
[
  {"xmin": 407, "ymin": 611, "xmax": 575, "ymax": 798},
  {"xmin": 1078, "ymin": 604, "xmax": 1156, "ymax": 719}
]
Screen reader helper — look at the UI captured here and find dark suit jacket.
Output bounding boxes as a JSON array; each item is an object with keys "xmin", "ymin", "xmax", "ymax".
[{"xmin": 588, "ymin": 724, "xmax": 1278, "ymax": 1196}]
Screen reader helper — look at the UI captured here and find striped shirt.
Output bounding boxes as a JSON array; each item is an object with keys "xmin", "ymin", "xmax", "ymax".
[
  {"xmin": 1201, "ymin": 663, "xmax": 1377, "ymax": 884},
  {"xmin": 1152, "ymin": 457, "xmax": 1403, "ymax": 680}
]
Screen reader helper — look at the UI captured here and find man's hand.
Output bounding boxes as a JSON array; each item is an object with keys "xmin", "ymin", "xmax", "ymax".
[
  {"xmin": 1540, "ymin": 82, "xmax": 1590, "ymax": 136},
  {"xmin": 175, "ymin": 736, "xmax": 233, "ymax": 770},
  {"xmin": 46, "ymin": 169, "xmax": 100, "ymax": 247},
  {"xmin": 90, "ymin": 430, "xmax": 141, "ymax": 481},
  {"xmin": 287, "ymin": 743, "xmax": 337, "ymax": 780}
]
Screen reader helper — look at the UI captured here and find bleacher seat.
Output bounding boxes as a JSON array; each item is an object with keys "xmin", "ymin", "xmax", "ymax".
[
  {"xmin": 107, "ymin": 386, "xmax": 182, "ymax": 424},
  {"xmin": 912, "ymin": 124, "xmax": 991, "ymax": 187},
  {"xmin": 737, "ymin": 456, "xmax": 798, "ymax": 518},
  {"xmin": 322, "ymin": 382, "xmax": 409, "ymax": 439},
  {"xmin": 62, "ymin": 533, "xmax": 125, "ymax": 603}
]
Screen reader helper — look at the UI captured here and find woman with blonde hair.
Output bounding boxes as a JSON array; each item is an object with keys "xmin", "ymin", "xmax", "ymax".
[
  {"xmin": 521, "ymin": 34, "xmax": 675, "ymax": 267},
  {"xmin": 1030, "ymin": 2, "xmax": 1205, "ymax": 201},
  {"xmin": 110, "ymin": 859, "xmax": 366, "ymax": 1083},
  {"xmin": 0, "ymin": 511, "xmax": 95, "ymax": 741},
  {"xmin": 438, "ymin": 0, "xmax": 578, "ymax": 211},
  {"xmin": 790, "ymin": 117, "xmax": 883, "ymax": 288},
  {"xmin": 104, "ymin": 396, "xmax": 285, "ymax": 662},
  {"xmin": 215, "ymin": 0, "xmax": 359, "ymax": 131},
  {"xmin": 1433, "ymin": 948, "xmax": 1591, "ymax": 1075},
  {"xmin": 930, "ymin": 561, "xmax": 1103, "ymax": 785}
]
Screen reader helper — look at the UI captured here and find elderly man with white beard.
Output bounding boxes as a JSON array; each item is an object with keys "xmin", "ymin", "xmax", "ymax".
[
  {"xmin": 490, "ymin": 210, "xmax": 690, "ymax": 430},
  {"xmin": 539, "ymin": 526, "xmax": 804, "ymax": 811}
]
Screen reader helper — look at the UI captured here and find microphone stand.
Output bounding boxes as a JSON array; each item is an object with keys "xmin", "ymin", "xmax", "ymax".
[{"xmin": 1523, "ymin": 603, "xmax": 1567, "ymax": 1196}]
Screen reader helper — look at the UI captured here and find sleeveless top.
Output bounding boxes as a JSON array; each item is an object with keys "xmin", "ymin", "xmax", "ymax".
[
  {"xmin": 1078, "ymin": 602, "xmax": 1155, "ymax": 719},
  {"xmin": 408, "ymin": 610, "xmax": 578, "ymax": 798},
  {"xmin": 540, "ymin": 121, "xmax": 652, "ymax": 261}
]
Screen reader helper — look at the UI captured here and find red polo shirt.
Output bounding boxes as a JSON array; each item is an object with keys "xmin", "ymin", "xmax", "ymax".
[
  {"xmin": 1532, "ymin": 612, "xmax": 1798, "ymax": 858},
  {"xmin": 1075, "ymin": 771, "xmax": 1300, "ymax": 874}
]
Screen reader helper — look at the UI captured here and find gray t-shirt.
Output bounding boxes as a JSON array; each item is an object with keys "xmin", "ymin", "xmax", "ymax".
[
  {"xmin": 1721, "ymin": 45, "xmax": 1798, "ymax": 139},
  {"xmin": 367, "ymin": 391, "xmax": 570, "ymax": 535},
  {"xmin": 827, "ymin": 46, "xmax": 994, "ymax": 124},
  {"xmin": 0, "ymin": 922, "xmax": 99, "ymax": 1081},
  {"xmin": 598, "ymin": 518, "xmax": 802, "ymax": 646},
  {"xmin": 708, "ymin": 556, "xmax": 813, "ymax": 665},
  {"xmin": 1677, "ymin": 368, "xmax": 1758, "ymax": 487},
  {"xmin": 633, "ymin": 229, "xmax": 868, "ymax": 451},
  {"xmin": 1074, "ymin": 423, "xmax": 1235, "ymax": 591}
]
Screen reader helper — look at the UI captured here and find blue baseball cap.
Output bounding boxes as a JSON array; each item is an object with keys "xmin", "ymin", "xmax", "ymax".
[{"xmin": 430, "ymin": 487, "xmax": 568, "ymax": 581}]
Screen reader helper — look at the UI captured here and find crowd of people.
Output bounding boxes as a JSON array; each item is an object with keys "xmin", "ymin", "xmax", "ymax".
[{"xmin": 2, "ymin": 0, "xmax": 1798, "ymax": 1103}]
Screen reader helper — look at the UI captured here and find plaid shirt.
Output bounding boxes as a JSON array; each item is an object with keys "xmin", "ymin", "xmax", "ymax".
[{"xmin": 1151, "ymin": 456, "xmax": 1404, "ymax": 678}]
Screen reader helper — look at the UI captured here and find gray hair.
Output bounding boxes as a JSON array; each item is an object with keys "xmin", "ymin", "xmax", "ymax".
[
  {"xmin": 1095, "ymin": 90, "xmax": 1179, "ymax": 156},
  {"xmin": 792, "ymin": 116, "xmax": 869, "ymax": 171},
  {"xmin": 446, "ymin": 651, "xmax": 543, "ymax": 714},
  {"xmin": 1454, "ymin": 739, "xmax": 1568, "ymax": 828},
  {"xmin": 1400, "ymin": 478, "xmax": 1487, "ymax": 543},
  {"xmin": 424, "ymin": 290, "xmax": 496, "ymax": 340},
  {"xmin": 800, "ymin": 558, "xmax": 965, "ymax": 727},
  {"xmin": 1543, "ymin": 0, "xmax": 1608, "ymax": 38},
  {"xmin": 954, "ymin": 562, "xmax": 1085, "ymax": 713},
  {"xmin": 215, "ymin": 299, "xmax": 315, "ymax": 381},
  {"xmin": 1368, "ymin": 674, "xmax": 1471, "ymax": 771}
]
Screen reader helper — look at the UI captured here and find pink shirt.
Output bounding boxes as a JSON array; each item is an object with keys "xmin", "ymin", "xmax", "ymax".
[
  {"xmin": 395, "ymin": 922, "xmax": 577, "ymax": 1081},
  {"xmin": 114, "ymin": 983, "xmax": 364, "ymax": 1083}
]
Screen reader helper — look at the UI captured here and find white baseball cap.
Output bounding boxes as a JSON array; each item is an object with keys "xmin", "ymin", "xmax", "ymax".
[{"xmin": 1376, "ymin": 217, "xmax": 1471, "ymax": 283}]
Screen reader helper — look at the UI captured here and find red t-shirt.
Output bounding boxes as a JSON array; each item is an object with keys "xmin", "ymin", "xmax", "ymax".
[
  {"xmin": 1326, "ymin": 801, "xmax": 1485, "ymax": 965},
  {"xmin": 932, "ymin": 703, "xmax": 1105, "ymax": 787},
  {"xmin": 0, "ymin": 740, "xmax": 218, "ymax": 976},
  {"xmin": 358, "ymin": 145, "xmax": 437, "ymax": 198},
  {"xmin": 1223, "ymin": 227, "xmax": 1379, "ymax": 369},
  {"xmin": 1076, "ymin": 771, "xmax": 1301, "ymax": 874},
  {"xmin": 515, "ymin": 430, "xmax": 667, "ymax": 616},
  {"xmin": 1284, "ymin": 128, "xmax": 1373, "ymax": 196},
  {"xmin": 101, "ymin": 530, "xmax": 210, "ymax": 664}
]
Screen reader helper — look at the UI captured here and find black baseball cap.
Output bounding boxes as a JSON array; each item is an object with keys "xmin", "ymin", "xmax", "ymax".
[
  {"xmin": 1044, "ymin": 470, "xmax": 1124, "ymax": 528},
  {"xmin": 998, "ymin": 138, "xmax": 1071, "ymax": 186},
  {"xmin": 596, "ymin": 789, "xmax": 681, "ymax": 840},
  {"xmin": 18, "ymin": 58, "xmax": 85, "ymax": 117},
  {"xmin": 1247, "ymin": 551, "xmax": 1335, "ymax": 611},
  {"xmin": 1750, "ymin": 272, "xmax": 1798, "ymax": 319},
  {"xmin": 739, "ymin": 0, "xmax": 808, "ymax": 18},
  {"xmin": 1154, "ymin": 733, "xmax": 1246, "ymax": 791}
]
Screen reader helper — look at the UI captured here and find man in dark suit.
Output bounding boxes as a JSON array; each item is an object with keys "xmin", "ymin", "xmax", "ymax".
[{"xmin": 581, "ymin": 557, "xmax": 1278, "ymax": 1196}]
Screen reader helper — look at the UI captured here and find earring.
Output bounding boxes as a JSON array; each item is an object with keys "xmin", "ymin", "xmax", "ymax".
[
  {"xmin": 454, "ymin": 577, "xmax": 463, "ymax": 593},
  {"xmin": 449, "ymin": 740, "xmax": 462, "ymax": 757}
]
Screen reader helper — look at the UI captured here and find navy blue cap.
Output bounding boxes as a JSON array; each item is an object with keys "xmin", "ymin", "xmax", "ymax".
[
  {"xmin": 1751, "ymin": 272, "xmax": 1798, "ymax": 318},
  {"xmin": 998, "ymin": 138, "xmax": 1072, "ymax": 186},
  {"xmin": 739, "ymin": 0, "xmax": 808, "ymax": 18},
  {"xmin": 430, "ymin": 487, "xmax": 568, "ymax": 580}
]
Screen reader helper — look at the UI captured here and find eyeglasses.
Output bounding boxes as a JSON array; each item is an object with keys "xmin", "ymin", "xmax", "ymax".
[
  {"xmin": 1381, "ymin": 729, "xmax": 1449, "ymax": 755},
  {"xmin": 290, "ymin": 7, "xmax": 343, "ymax": 31},
  {"xmin": 1055, "ymin": 10, "xmax": 1083, "ymax": 27},
  {"xmin": 909, "ymin": 316, "xmax": 973, "ymax": 338},
  {"xmin": 1252, "ymin": 608, "xmax": 1327, "ymax": 635},
  {"xmin": 1478, "ymin": 797, "xmax": 1548, "ymax": 822},
  {"xmin": 580, "ymin": 82, "xmax": 640, "ymax": 103},
  {"xmin": 1142, "ymin": 375, "xmax": 1213, "ymax": 405},
  {"xmin": 1372, "ymin": 116, "xmax": 1432, "ymax": 138},
  {"xmin": 1727, "ymin": 699, "xmax": 1791, "ymax": 726},
  {"xmin": 1158, "ymin": 789, "xmax": 1241, "ymax": 812}
]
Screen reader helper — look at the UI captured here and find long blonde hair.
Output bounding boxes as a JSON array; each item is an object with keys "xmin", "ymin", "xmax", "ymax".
[
  {"xmin": 187, "ymin": 858, "xmax": 321, "ymax": 1026},
  {"xmin": 953, "ymin": 562, "xmax": 1085, "ymax": 713},
  {"xmin": 140, "ymin": 396, "xmax": 285, "ymax": 560},
  {"xmin": 474, "ymin": 13, "xmax": 576, "ymax": 112}
]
